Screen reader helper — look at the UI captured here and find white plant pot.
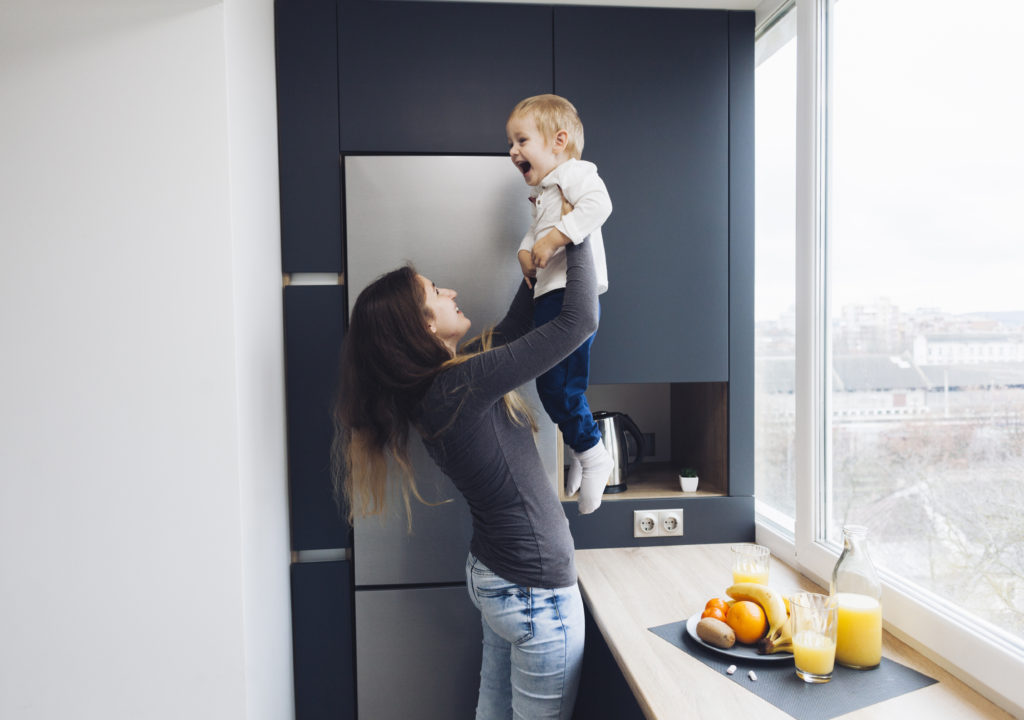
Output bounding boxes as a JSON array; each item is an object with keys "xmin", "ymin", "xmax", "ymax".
[{"xmin": 679, "ymin": 475, "xmax": 699, "ymax": 493}]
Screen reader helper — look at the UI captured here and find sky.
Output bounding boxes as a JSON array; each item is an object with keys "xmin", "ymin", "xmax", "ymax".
[{"xmin": 754, "ymin": 0, "xmax": 1024, "ymax": 322}]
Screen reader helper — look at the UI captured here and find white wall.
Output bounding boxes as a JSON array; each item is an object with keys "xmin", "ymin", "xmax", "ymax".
[
  {"xmin": 0, "ymin": 0, "xmax": 292, "ymax": 717},
  {"xmin": 223, "ymin": 0, "xmax": 295, "ymax": 717}
]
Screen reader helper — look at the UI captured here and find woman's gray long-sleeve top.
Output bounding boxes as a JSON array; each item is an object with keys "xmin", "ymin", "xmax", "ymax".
[{"xmin": 415, "ymin": 241, "xmax": 598, "ymax": 589}]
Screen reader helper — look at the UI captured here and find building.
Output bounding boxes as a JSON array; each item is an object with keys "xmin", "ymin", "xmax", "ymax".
[{"xmin": 914, "ymin": 332, "xmax": 1024, "ymax": 366}]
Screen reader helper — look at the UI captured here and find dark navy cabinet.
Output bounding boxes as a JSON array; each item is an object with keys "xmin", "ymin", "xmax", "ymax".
[
  {"xmin": 275, "ymin": 0, "xmax": 342, "ymax": 272},
  {"xmin": 283, "ymin": 285, "xmax": 350, "ymax": 551},
  {"xmin": 728, "ymin": 11, "xmax": 756, "ymax": 498},
  {"xmin": 291, "ymin": 560, "xmax": 356, "ymax": 719},
  {"xmin": 337, "ymin": 0, "xmax": 552, "ymax": 154},
  {"xmin": 554, "ymin": 7, "xmax": 731, "ymax": 385}
]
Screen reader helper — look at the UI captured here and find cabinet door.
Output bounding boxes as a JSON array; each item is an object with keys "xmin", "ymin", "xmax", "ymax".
[
  {"xmin": 284, "ymin": 285, "xmax": 350, "ymax": 551},
  {"xmin": 337, "ymin": 0, "xmax": 552, "ymax": 153},
  {"xmin": 554, "ymin": 8, "xmax": 731, "ymax": 384},
  {"xmin": 275, "ymin": 0, "xmax": 342, "ymax": 272},
  {"xmin": 292, "ymin": 560, "xmax": 355, "ymax": 720}
]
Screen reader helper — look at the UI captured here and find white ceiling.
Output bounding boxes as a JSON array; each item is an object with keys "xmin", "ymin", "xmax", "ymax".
[
  {"xmin": 451, "ymin": 0, "xmax": 762, "ymax": 8},
  {"xmin": 438, "ymin": 0, "xmax": 776, "ymax": 26}
]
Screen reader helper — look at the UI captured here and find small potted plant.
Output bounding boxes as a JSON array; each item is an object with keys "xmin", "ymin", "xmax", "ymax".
[{"xmin": 678, "ymin": 467, "xmax": 699, "ymax": 493}]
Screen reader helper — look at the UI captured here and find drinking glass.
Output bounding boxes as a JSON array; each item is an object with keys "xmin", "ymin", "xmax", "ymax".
[
  {"xmin": 730, "ymin": 543, "xmax": 770, "ymax": 584},
  {"xmin": 791, "ymin": 592, "xmax": 839, "ymax": 684}
]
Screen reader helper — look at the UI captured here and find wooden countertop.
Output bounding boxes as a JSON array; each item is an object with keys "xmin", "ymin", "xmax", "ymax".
[{"xmin": 575, "ymin": 545, "xmax": 1011, "ymax": 719}]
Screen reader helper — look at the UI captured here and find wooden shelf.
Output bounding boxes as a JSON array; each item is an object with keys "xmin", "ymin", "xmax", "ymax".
[
  {"xmin": 554, "ymin": 381, "xmax": 730, "ymax": 502},
  {"xmin": 558, "ymin": 462, "xmax": 725, "ymax": 502}
]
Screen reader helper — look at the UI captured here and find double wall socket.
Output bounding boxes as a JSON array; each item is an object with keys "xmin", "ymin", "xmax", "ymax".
[{"xmin": 633, "ymin": 509, "xmax": 684, "ymax": 538}]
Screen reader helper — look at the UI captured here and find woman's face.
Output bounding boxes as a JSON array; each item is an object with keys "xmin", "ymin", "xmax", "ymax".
[{"xmin": 418, "ymin": 275, "xmax": 471, "ymax": 352}]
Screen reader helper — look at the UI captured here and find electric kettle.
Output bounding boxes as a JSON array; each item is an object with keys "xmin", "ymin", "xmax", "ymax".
[{"xmin": 593, "ymin": 411, "xmax": 645, "ymax": 493}]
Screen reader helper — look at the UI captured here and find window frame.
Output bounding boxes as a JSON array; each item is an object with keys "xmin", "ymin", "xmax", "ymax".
[{"xmin": 752, "ymin": 1, "xmax": 1024, "ymax": 715}]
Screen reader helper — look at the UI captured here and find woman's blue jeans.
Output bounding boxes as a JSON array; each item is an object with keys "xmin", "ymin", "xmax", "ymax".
[{"xmin": 465, "ymin": 554, "xmax": 584, "ymax": 720}]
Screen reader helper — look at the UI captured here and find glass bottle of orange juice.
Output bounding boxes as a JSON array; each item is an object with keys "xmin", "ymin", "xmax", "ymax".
[{"xmin": 830, "ymin": 525, "xmax": 883, "ymax": 669}]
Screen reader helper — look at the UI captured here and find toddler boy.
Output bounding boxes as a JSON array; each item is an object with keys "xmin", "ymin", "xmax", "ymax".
[{"xmin": 506, "ymin": 94, "xmax": 613, "ymax": 514}]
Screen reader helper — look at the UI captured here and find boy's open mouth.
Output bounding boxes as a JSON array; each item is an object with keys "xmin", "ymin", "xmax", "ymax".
[{"xmin": 516, "ymin": 161, "xmax": 531, "ymax": 176}]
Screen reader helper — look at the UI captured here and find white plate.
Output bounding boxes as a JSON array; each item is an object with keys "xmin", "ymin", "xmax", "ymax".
[{"xmin": 685, "ymin": 612, "xmax": 793, "ymax": 662}]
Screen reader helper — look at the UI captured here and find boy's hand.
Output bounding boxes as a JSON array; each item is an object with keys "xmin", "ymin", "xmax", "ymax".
[
  {"xmin": 517, "ymin": 249, "xmax": 536, "ymax": 289},
  {"xmin": 531, "ymin": 228, "xmax": 570, "ymax": 269}
]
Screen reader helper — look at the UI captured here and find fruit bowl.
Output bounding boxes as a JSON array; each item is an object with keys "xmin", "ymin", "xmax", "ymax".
[{"xmin": 685, "ymin": 613, "xmax": 793, "ymax": 662}]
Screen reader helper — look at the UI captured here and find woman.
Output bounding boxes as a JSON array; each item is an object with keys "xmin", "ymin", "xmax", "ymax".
[{"xmin": 332, "ymin": 226, "xmax": 598, "ymax": 720}]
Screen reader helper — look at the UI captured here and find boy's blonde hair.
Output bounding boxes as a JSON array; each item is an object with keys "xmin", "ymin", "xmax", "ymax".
[{"xmin": 509, "ymin": 94, "xmax": 585, "ymax": 161}]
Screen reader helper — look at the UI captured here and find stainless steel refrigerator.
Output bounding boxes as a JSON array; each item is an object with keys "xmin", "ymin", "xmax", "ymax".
[{"xmin": 345, "ymin": 155, "xmax": 561, "ymax": 719}]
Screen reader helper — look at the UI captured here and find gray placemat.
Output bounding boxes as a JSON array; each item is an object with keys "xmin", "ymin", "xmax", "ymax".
[{"xmin": 649, "ymin": 620, "xmax": 937, "ymax": 720}]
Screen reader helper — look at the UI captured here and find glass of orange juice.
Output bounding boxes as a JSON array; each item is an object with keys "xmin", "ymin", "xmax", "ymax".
[
  {"xmin": 731, "ymin": 543, "xmax": 770, "ymax": 584},
  {"xmin": 791, "ymin": 592, "xmax": 838, "ymax": 684}
]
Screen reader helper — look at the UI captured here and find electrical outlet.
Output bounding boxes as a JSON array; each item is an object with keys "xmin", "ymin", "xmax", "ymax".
[
  {"xmin": 659, "ymin": 509, "xmax": 683, "ymax": 536},
  {"xmin": 634, "ymin": 509, "xmax": 683, "ymax": 537},
  {"xmin": 633, "ymin": 510, "xmax": 658, "ymax": 538}
]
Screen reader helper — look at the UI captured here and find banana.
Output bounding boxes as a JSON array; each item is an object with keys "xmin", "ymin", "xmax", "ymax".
[
  {"xmin": 725, "ymin": 582, "xmax": 793, "ymax": 654},
  {"xmin": 758, "ymin": 630, "xmax": 793, "ymax": 655},
  {"xmin": 757, "ymin": 614, "xmax": 794, "ymax": 654},
  {"xmin": 726, "ymin": 582, "xmax": 788, "ymax": 633}
]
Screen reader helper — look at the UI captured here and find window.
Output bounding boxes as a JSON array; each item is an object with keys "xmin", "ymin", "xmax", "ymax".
[
  {"xmin": 755, "ymin": 1, "xmax": 1024, "ymax": 713},
  {"xmin": 829, "ymin": 0, "xmax": 1024, "ymax": 653},
  {"xmin": 754, "ymin": 4, "xmax": 798, "ymax": 534}
]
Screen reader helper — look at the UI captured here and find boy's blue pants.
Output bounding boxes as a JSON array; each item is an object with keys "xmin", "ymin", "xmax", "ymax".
[{"xmin": 533, "ymin": 289, "xmax": 602, "ymax": 453}]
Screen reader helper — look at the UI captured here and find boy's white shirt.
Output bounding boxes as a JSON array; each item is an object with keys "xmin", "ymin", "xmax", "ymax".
[{"xmin": 519, "ymin": 158, "xmax": 611, "ymax": 297}]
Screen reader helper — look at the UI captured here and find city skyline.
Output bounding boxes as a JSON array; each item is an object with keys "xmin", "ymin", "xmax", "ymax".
[{"xmin": 756, "ymin": 296, "xmax": 1024, "ymax": 328}]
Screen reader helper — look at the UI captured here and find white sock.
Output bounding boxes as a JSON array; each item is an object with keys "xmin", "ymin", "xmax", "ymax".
[
  {"xmin": 577, "ymin": 442, "xmax": 613, "ymax": 514},
  {"xmin": 565, "ymin": 451, "xmax": 583, "ymax": 497}
]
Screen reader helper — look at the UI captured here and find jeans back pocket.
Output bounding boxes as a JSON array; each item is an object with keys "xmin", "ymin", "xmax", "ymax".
[{"xmin": 467, "ymin": 556, "xmax": 534, "ymax": 645}]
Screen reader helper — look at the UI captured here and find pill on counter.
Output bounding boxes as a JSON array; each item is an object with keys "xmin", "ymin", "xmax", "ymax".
[
  {"xmin": 748, "ymin": 670, "xmax": 758, "ymax": 681},
  {"xmin": 726, "ymin": 665, "xmax": 737, "ymax": 675}
]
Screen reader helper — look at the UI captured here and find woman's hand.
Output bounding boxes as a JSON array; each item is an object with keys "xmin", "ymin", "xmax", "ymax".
[
  {"xmin": 531, "ymin": 228, "xmax": 569, "ymax": 269},
  {"xmin": 518, "ymin": 249, "xmax": 536, "ymax": 288},
  {"xmin": 531, "ymin": 190, "xmax": 576, "ymax": 269},
  {"xmin": 561, "ymin": 192, "xmax": 574, "ymax": 216}
]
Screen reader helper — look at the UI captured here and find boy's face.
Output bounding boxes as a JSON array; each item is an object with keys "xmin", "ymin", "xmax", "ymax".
[{"xmin": 506, "ymin": 114, "xmax": 566, "ymax": 187}]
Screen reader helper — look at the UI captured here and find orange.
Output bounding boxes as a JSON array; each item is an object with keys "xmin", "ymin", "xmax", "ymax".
[
  {"xmin": 704, "ymin": 597, "xmax": 729, "ymax": 614},
  {"xmin": 726, "ymin": 600, "xmax": 768, "ymax": 645},
  {"xmin": 701, "ymin": 606, "xmax": 726, "ymax": 622}
]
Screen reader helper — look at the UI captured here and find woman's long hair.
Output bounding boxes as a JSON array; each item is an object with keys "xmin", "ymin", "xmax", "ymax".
[{"xmin": 331, "ymin": 265, "xmax": 534, "ymax": 528}]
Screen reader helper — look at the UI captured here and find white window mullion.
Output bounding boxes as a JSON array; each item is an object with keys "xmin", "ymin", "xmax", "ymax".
[{"xmin": 794, "ymin": 0, "xmax": 835, "ymax": 585}]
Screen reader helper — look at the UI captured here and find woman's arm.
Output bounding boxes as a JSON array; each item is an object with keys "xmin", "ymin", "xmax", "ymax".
[
  {"xmin": 474, "ymin": 190, "xmax": 580, "ymax": 348},
  {"xmin": 458, "ymin": 279, "xmax": 534, "ymax": 354},
  {"xmin": 452, "ymin": 240, "xmax": 598, "ymax": 407},
  {"xmin": 490, "ymin": 280, "xmax": 535, "ymax": 345}
]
